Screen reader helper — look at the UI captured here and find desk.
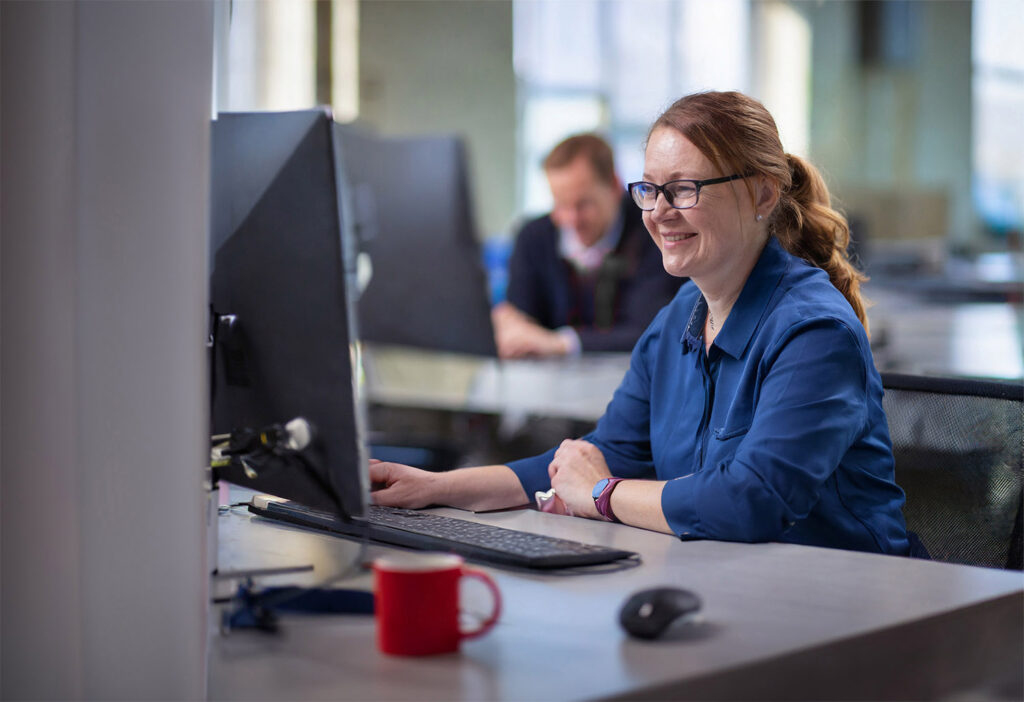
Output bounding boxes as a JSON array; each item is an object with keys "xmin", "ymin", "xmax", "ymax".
[
  {"xmin": 864, "ymin": 283, "xmax": 1023, "ymax": 381},
  {"xmin": 209, "ymin": 501, "xmax": 1023, "ymax": 701},
  {"xmin": 362, "ymin": 343, "xmax": 631, "ymax": 424},
  {"xmin": 361, "ymin": 345, "xmax": 631, "ymax": 464}
]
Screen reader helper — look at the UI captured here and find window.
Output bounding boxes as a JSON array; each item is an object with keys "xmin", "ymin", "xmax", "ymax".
[
  {"xmin": 216, "ymin": 0, "xmax": 357, "ymax": 121},
  {"xmin": 513, "ymin": 0, "xmax": 750, "ymax": 216},
  {"xmin": 973, "ymin": 0, "xmax": 1024, "ymax": 236}
]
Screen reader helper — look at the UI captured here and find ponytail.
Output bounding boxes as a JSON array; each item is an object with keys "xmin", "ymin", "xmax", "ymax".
[{"xmin": 771, "ymin": 154, "xmax": 869, "ymax": 332}]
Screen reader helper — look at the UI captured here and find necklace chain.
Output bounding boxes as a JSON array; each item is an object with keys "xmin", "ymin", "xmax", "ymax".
[{"xmin": 708, "ymin": 311, "xmax": 716, "ymax": 334}]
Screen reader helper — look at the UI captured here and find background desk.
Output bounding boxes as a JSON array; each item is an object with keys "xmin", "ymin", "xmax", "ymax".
[
  {"xmin": 209, "ymin": 500, "xmax": 1023, "ymax": 701},
  {"xmin": 865, "ymin": 283, "xmax": 1023, "ymax": 381},
  {"xmin": 361, "ymin": 344, "xmax": 631, "ymax": 466},
  {"xmin": 362, "ymin": 344, "xmax": 630, "ymax": 424}
]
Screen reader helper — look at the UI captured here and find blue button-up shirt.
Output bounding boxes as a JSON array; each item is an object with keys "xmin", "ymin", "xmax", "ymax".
[{"xmin": 508, "ymin": 238, "xmax": 910, "ymax": 555}]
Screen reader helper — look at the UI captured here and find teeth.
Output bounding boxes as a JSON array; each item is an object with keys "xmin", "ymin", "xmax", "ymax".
[{"xmin": 663, "ymin": 233, "xmax": 695, "ymax": 242}]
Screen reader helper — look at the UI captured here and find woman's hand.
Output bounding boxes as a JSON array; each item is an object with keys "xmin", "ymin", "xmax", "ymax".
[
  {"xmin": 548, "ymin": 439, "xmax": 612, "ymax": 519},
  {"xmin": 369, "ymin": 459, "xmax": 446, "ymax": 509}
]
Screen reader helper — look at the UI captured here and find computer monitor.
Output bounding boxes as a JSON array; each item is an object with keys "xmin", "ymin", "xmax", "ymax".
[
  {"xmin": 209, "ymin": 109, "xmax": 367, "ymax": 521},
  {"xmin": 333, "ymin": 125, "xmax": 498, "ymax": 356}
]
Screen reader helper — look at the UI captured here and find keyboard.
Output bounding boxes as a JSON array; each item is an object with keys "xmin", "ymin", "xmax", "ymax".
[{"xmin": 248, "ymin": 499, "xmax": 639, "ymax": 570}]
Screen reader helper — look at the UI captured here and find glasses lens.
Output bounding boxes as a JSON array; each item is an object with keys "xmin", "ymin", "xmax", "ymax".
[
  {"xmin": 666, "ymin": 181, "xmax": 698, "ymax": 209},
  {"xmin": 630, "ymin": 183, "xmax": 657, "ymax": 210}
]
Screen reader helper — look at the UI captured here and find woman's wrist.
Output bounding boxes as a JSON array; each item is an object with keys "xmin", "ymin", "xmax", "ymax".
[
  {"xmin": 434, "ymin": 464, "xmax": 529, "ymax": 512},
  {"xmin": 608, "ymin": 479, "xmax": 673, "ymax": 534},
  {"xmin": 432, "ymin": 469, "xmax": 455, "ymax": 507},
  {"xmin": 593, "ymin": 477, "xmax": 626, "ymax": 521}
]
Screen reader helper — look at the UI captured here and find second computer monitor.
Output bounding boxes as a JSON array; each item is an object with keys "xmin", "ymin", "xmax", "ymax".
[{"xmin": 334, "ymin": 126, "xmax": 497, "ymax": 357}]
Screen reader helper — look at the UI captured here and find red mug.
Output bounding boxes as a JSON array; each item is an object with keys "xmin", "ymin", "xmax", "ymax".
[{"xmin": 373, "ymin": 553, "xmax": 501, "ymax": 656}]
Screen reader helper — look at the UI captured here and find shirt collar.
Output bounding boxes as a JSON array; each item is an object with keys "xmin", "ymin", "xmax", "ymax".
[
  {"xmin": 681, "ymin": 297, "xmax": 706, "ymax": 353},
  {"xmin": 680, "ymin": 237, "xmax": 791, "ymax": 358},
  {"xmin": 558, "ymin": 210, "xmax": 624, "ymax": 272}
]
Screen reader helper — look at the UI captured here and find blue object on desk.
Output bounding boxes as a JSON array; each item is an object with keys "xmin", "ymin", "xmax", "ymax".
[{"xmin": 223, "ymin": 583, "xmax": 374, "ymax": 633}]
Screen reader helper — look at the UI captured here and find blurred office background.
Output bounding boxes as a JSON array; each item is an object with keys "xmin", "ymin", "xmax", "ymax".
[{"xmin": 217, "ymin": 0, "xmax": 1023, "ymax": 380}]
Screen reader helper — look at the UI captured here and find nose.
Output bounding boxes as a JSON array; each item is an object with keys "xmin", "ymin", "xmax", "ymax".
[
  {"xmin": 648, "ymin": 190, "xmax": 677, "ymax": 222},
  {"xmin": 553, "ymin": 204, "xmax": 579, "ymax": 230}
]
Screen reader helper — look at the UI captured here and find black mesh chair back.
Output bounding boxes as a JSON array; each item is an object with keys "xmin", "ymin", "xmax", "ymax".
[{"xmin": 881, "ymin": 373, "xmax": 1023, "ymax": 570}]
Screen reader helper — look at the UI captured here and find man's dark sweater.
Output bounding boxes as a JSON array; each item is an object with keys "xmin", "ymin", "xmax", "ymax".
[{"xmin": 505, "ymin": 194, "xmax": 684, "ymax": 352}]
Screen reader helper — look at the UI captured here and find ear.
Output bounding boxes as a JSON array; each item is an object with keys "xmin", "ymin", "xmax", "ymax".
[{"xmin": 755, "ymin": 176, "xmax": 779, "ymax": 217}]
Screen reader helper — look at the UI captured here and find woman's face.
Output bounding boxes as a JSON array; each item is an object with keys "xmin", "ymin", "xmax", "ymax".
[{"xmin": 642, "ymin": 127, "xmax": 766, "ymax": 289}]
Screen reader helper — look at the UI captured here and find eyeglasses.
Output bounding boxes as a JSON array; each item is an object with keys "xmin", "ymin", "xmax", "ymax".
[{"xmin": 627, "ymin": 173, "xmax": 750, "ymax": 211}]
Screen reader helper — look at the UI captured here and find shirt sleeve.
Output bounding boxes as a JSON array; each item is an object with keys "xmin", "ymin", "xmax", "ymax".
[
  {"xmin": 661, "ymin": 319, "xmax": 871, "ymax": 542},
  {"xmin": 506, "ymin": 316, "xmax": 664, "ymax": 497},
  {"xmin": 556, "ymin": 326, "xmax": 582, "ymax": 356}
]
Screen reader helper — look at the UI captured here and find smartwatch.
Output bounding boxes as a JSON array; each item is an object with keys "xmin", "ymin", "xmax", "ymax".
[{"xmin": 592, "ymin": 477, "xmax": 626, "ymax": 522}]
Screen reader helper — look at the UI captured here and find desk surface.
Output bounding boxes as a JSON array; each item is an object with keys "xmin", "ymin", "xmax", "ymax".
[
  {"xmin": 209, "ymin": 499, "xmax": 1023, "ymax": 701},
  {"xmin": 864, "ymin": 284, "xmax": 1023, "ymax": 381},
  {"xmin": 362, "ymin": 343, "xmax": 631, "ymax": 424}
]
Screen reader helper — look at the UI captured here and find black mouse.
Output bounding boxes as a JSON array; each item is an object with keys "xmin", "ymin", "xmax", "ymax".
[{"xmin": 618, "ymin": 587, "xmax": 702, "ymax": 639}]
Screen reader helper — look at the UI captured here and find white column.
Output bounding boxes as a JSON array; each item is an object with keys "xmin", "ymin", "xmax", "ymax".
[{"xmin": 1, "ymin": 1, "xmax": 213, "ymax": 698}]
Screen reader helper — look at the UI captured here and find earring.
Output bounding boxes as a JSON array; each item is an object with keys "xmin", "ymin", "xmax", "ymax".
[{"xmin": 756, "ymin": 213, "xmax": 764, "ymax": 222}]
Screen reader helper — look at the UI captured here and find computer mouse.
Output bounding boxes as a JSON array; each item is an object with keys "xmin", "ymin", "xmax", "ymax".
[{"xmin": 618, "ymin": 586, "xmax": 702, "ymax": 640}]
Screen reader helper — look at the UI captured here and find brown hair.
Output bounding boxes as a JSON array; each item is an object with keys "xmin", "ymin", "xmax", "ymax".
[
  {"xmin": 543, "ymin": 133, "xmax": 617, "ymax": 186},
  {"xmin": 650, "ymin": 91, "xmax": 869, "ymax": 329}
]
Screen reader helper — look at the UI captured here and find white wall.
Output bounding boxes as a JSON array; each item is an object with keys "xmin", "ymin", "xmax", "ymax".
[
  {"xmin": 358, "ymin": 0, "xmax": 517, "ymax": 237},
  {"xmin": 1, "ymin": 1, "xmax": 212, "ymax": 698}
]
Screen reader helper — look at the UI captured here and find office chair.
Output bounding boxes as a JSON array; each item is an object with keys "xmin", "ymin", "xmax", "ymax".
[{"xmin": 881, "ymin": 372, "xmax": 1023, "ymax": 570}]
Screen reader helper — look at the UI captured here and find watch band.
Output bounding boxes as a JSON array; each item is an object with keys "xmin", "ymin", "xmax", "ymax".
[{"xmin": 594, "ymin": 477, "xmax": 626, "ymax": 522}]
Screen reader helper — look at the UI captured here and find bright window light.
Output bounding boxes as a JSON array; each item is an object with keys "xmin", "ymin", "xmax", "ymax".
[
  {"xmin": 758, "ymin": 1, "xmax": 811, "ymax": 157},
  {"xmin": 513, "ymin": 0, "xmax": 751, "ymax": 218},
  {"xmin": 972, "ymin": 0, "xmax": 1024, "ymax": 234}
]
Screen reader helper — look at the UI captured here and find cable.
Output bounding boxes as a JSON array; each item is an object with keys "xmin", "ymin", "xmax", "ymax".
[{"xmin": 215, "ymin": 511, "xmax": 373, "ymax": 633}]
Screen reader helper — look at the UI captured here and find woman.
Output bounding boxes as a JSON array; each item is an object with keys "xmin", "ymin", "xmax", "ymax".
[{"xmin": 371, "ymin": 91, "xmax": 910, "ymax": 555}]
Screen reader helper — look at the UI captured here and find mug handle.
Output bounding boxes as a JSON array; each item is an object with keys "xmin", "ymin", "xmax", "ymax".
[{"xmin": 459, "ymin": 566, "xmax": 502, "ymax": 639}]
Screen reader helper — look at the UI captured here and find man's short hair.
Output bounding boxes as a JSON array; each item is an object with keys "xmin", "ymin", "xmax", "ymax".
[{"xmin": 543, "ymin": 134, "xmax": 617, "ymax": 186}]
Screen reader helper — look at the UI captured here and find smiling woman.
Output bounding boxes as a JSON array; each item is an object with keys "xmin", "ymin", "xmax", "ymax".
[
  {"xmin": 369, "ymin": 91, "xmax": 912, "ymax": 558},
  {"xmin": 637, "ymin": 92, "xmax": 870, "ymax": 350}
]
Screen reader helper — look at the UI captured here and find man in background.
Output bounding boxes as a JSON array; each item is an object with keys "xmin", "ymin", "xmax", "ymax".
[{"xmin": 492, "ymin": 134, "xmax": 682, "ymax": 358}]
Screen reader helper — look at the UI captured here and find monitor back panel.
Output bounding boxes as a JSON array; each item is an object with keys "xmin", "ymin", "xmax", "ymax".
[{"xmin": 334, "ymin": 126, "xmax": 497, "ymax": 357}]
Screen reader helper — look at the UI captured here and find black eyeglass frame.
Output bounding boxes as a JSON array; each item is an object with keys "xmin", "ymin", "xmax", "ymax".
[{"xmin": 627, "ymin": 173, "xmax": 751, "ymax": 211}]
